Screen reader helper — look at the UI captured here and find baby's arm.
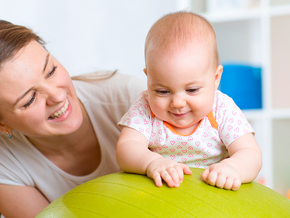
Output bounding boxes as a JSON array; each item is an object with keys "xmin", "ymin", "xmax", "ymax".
[
  {"xmin": 116, "ymin": 127, "xmax": 192, "ymax": 187},
  {"xmin": 201, "ymin": 133, "xmax": 262, "ymax": 190}
]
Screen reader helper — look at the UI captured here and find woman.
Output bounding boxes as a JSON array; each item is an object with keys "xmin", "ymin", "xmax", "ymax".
[{"xmin": 0, "ymin": 20, "xmax": 146, "ymax": 217}]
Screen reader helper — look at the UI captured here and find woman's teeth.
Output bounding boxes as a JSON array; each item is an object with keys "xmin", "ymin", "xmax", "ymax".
[{"xmin": 49, "ymin": 99, "xmax": 69, "ymax": 119}]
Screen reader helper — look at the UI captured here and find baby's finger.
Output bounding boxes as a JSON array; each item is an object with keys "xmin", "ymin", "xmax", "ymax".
[
  {"xmin": 215, "ymin": 174, "xmax": 226, "ymax": 189},
  {"xmin": 224, "ymin": 177, "xmax": 234, "ymax": 190},
  {"xmin": 167, "ymin": 167, "xmax": 180, "ymax": 187},
  {"xmin": 232, "ymin": 178, "xmax": 241, "ymax": 191},
  {"xmin": 201, "ymin": 168, "xmax": 210, "ymax": 182},
  {"xmin": 182, "ymin": 165, "xmax": 193, "ymax": 175},
  {"xmin": 160, "ymin": 170, "xmax": 175, "ymax": 188},
  {"xmin": 207, "ymin": 170, "xmax": 218, "ymax": 186},
  {"xmin": 152, "ymin": 172, "xmax": 163, "ymax": 187},
  {"xmin": 174, "ymin": 165, "xmax": 184, "ymax": 183}
]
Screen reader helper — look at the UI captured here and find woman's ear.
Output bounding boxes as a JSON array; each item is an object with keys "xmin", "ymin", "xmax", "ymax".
[
  {"xmin": 214, "ymin": 65, "xmax": 223, "ymax": 90},
  {"xmin": 143, "ymin": 68, "xmax": 147, "ymax": 76},
  {"xmin": 0, "ymin": 122, "xmax": 13, "ymax": 134}
]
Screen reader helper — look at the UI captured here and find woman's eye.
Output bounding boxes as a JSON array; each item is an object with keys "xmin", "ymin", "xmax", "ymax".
[
  {"xmin": 186, "ymin": 88, "xmax": 199, "ymax": 93},
  {"xmin": 156, "ymin": 90, "xmax": 170, "ymax": 95},
  {"xmin": 46, "ymin": 66, "xmax": 57, "ymax": 78},
  {"xmin": 23, "ymin": 92, "xmax": 36, "ymax": 108}
]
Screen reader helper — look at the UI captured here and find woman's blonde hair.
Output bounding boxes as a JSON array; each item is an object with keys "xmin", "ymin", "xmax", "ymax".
[
  {"xmin": 71, "ymin": 70, "xmax": 117, "ymax": 81},
  {"xmin": 0, "ymin": 20, "xmax": 45, "ymax": 67}
]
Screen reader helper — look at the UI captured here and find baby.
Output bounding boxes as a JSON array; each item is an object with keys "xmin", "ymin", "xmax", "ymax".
[{"xmin": 117, "ymin": 12, "xmax": 262, "ymax": 191}]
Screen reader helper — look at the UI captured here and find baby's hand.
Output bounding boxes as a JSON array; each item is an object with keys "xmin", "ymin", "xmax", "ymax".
[
  {"xmin": 146, "ymin": 158, "xmax": 192, "ymax": 188},
  {"xmin": 201, "ymin": 162, "xmax": 241, "ymax": 191}
]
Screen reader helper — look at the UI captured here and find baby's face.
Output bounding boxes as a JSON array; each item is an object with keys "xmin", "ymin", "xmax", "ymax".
[{"xmin": 145, "ymin": 42, "xmax": 222, "ymax": 130}]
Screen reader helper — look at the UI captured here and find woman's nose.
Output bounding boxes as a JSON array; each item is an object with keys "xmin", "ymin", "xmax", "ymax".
[
  {"xmin": 170, "ymin": 94, "xmax": 186, "ymax": 108},
  {"xmin": 44, "ymin": 84, "xmax": 66, "ymax": 106}
]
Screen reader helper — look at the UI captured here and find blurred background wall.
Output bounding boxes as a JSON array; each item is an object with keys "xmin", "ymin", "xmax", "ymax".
[{"xmin": 0, "ymin": 0, "xmax": 181, "ymax": 80}]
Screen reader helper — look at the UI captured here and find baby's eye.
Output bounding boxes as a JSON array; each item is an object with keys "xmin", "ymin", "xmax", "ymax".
[
  {"xmin": 186, "ymin": 88, "xmax": 199, "ymax": 94},
  {"xmin": 156, "ymin": 90, "xmax": 170, "ymax": 95}
]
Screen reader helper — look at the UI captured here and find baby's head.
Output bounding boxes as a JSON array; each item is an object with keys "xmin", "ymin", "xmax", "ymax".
[
  {"xmin": 144, "ymin": 11, "xmax": 219, "ymax": 72},
  {"xmin": 143, "ymin": 12, "xmax": 223, "ymax": 131}
]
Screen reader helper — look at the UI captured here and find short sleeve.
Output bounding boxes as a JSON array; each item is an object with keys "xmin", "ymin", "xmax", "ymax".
[
  {"xmin": 118, "ymin": 91, "xmax": 153, "ymax": 141},
  {"xmin": 0, "ymin": 143, "xmax": 34, "ymax": 186},
  {"xmin": 213, "ymin": 91, "xmax": 254, "ymax": 148}
]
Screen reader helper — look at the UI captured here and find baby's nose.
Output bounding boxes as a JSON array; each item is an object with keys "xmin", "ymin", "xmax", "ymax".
[{"xmin": 171, "ymin": 95, "xmax": 186, "ymax": 108}]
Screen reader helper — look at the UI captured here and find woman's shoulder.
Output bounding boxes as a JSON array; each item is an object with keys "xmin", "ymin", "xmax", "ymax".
[
  {"xmin": 0, "ymin": 131, "xmax": 38, "ymax": 165},
  {"xmin": 0, "ymin": 132, "xmax": 35, "ymax": 186}
]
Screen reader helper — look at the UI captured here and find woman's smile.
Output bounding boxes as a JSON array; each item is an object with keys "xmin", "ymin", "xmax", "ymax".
[{"xmin": 48, "ymin": 98, "xmax": 72, "ymax": 121}]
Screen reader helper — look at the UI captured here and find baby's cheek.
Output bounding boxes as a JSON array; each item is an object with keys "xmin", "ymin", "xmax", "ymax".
[{"xmin": 150, "ymin": 98, "xmax": 168, "ymax": 114}]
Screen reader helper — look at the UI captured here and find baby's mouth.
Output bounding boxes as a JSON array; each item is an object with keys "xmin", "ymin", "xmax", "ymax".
[
  {"xmin": 48, "ymin": 99, "xmax": 69, "ymax": 120},
  {"xmin": 171, "ymin": 112, "xmax": 189, "ymax": 117}
]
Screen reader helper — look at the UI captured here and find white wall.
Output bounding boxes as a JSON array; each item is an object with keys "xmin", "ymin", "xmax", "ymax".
[{"xmin": 0, "ymin": 0, "xmax": 183, "ymax": 80}]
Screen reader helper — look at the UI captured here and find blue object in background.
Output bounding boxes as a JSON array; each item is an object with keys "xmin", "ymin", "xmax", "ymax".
[{"xmin": 219, "ymin": 63, "xmax": 262, "ymax": 110}]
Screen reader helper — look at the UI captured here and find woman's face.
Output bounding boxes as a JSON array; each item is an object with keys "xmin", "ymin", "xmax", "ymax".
[{"xmin": 0, "ymin": 41, "xmax": 83, "ymax": 137}]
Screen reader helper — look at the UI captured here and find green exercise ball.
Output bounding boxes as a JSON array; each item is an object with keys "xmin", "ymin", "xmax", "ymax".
[{"xmin": 36, "ymin": 168, "xmax": 290, "ymax": 217}]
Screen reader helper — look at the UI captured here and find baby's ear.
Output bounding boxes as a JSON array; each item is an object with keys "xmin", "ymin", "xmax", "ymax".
[
  {"xmin": 214, "ymin": 65, "xmax": 223, "ymax": 90},
  {"xmin": 143, "ymin": 68, "xmax": 147, "ymax": 76}
]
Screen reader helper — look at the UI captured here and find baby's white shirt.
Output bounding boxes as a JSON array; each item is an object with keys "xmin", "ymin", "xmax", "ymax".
[{"xmin": 118, "ymin": 90, "xmax": 254, "ymax": 168}]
